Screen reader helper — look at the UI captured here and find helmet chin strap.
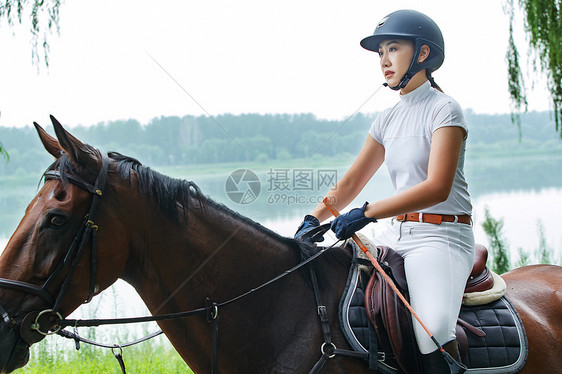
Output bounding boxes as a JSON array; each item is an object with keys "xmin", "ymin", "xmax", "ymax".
[{"xmin": 383, "ymin": 73, "xmax": 413, "ymax": 91}]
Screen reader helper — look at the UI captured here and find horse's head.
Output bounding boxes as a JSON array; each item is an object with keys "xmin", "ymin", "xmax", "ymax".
[{"xmin": 0, "ymin": 116, "xmax": 130, "ymax": 372}]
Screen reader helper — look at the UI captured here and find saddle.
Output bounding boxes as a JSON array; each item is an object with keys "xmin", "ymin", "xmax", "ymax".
[
  {"xmin": 338, "ymin": 240, "xmax": 528, "ymax": 374},
  {"xmin": 465, "ymin": 243, "xmax": 494, "ymax": 293}
]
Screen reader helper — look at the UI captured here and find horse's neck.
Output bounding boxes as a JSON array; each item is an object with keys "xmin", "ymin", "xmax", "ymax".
[
  {"xmin": 122, "ymin": 202, "xmax": 310, "ymax": 372},
  {"xmin": 122, "ymin": 202, "xmax": 358, "ymax": 373},
  {"xmin": 124, "ymin": 202, "xmax": 296, "ymax": 314}
]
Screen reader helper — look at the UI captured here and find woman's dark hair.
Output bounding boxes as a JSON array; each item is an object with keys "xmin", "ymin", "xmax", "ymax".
[{"xmin": 427, "ymin": 71, "xmax": 443, "ymax": 92}]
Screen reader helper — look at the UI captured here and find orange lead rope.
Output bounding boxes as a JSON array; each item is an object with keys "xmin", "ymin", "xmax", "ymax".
[{"xmin": 322, "ymin": 198, "xmax": 467, "ymax": 374}]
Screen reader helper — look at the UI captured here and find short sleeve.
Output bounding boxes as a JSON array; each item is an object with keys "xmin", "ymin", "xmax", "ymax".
[
  {"xmin": 368, "ymin": 109, "xmax": 390, "ymax": 145},
  {"xmin": 431, "ymin": 98, "xmax": 468, "ymax": 138}
]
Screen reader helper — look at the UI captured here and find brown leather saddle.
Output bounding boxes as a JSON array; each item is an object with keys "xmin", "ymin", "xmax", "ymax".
[
  {"xmin": 361, "ymin": 244, "xmax": 526, "ymax": 374},
  {"xmin": 465, "ymin": 243, "xmax": 494, "ymax": 293}
]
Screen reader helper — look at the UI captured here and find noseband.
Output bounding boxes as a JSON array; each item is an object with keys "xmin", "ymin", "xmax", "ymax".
[{"xmin": 0, "ymin": 153, "xmax": 110, "ymax": 338}]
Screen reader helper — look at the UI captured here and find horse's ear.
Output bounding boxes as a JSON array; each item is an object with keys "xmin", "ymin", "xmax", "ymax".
[
  {"xmin": 34, "ymin": 122, "xmax": 62, "ymax": 159},
  {"xmin": 50, "ymin": 115, "xmax": 97, "ymax": 168}
]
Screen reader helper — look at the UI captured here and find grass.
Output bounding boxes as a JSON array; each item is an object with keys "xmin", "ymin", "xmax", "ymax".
[
  {"xmin": 13, "ymin": 286, "xmax": 194, "ymax": 374},
  {"xmin": 15, "ymin": 335, "xmax": 193, "ymax": 374}
]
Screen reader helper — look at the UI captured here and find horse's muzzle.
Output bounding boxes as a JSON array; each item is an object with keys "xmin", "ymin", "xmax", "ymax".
[{"xmin": 0, "ymin": 320, "xmax": 30, "ymax": 374}]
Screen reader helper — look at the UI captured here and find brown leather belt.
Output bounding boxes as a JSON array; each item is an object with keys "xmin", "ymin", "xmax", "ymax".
[{"xmin": 396, "ymin": 213, "xmax": 472, "ymax": 225}]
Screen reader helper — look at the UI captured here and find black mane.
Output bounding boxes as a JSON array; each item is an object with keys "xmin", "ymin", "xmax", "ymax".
[
  {"xmin": 105, "ymin": 152, "xmax": 339, "ymax": 268},
  {"xmin": 107, "ymin": 152, "xmax": 290, "ymax": 244},
  {"xmin": 108, "ymin": 151, "xmax": 206, "ymax": 223}
]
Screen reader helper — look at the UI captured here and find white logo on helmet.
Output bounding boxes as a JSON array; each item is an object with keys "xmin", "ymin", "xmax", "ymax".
[{"xmin": 376, "ymin": 16, "xmax": 389, "ymax": 29}]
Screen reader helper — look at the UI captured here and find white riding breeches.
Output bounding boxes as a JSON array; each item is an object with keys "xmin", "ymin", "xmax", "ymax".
[{"xmin": 373, "ymin": 219, "xmax": 475, "ymax": 354}]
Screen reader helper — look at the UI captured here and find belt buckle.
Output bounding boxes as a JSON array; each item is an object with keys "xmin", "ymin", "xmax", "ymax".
[{"xmin": 396, "ymin": 214, "xmax": 407, "ymax": 222}]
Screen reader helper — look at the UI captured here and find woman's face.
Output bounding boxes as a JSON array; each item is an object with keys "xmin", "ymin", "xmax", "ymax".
[{"xmin": 378, "ymin": 39, "xmax": 415, "ymax": 88}]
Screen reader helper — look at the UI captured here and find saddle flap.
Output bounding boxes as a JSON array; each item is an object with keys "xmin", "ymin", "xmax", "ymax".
[
  {"xmin": 375, "ymin": 246, "xmax": 408, "ymax": 291},
  {"xmin": 365, "ymin": 246, "xmax": 423, "ymax": 374}
]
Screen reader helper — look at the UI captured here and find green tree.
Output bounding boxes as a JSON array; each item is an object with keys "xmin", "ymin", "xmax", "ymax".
[
  {"xmin": 0, "ymin": 143, "xmax": 8, "ymax": 161},
  {"xmin": 505, "ymin": 0, "xmax": 562, "ymax": 135},
  {"xmin": 515, "ymin": 247, "xmax": 531, "ymax": 267},
  {"xmin": 482, "ymin": 207, "xmax": 511, "ymax": 274},
  {"xmin": 535, "ymin": 219, "xmax": 554, "ymax": 264},
  {"xmin": 0, "ymin": 0, "xmax": 61, "ymax": 67}
]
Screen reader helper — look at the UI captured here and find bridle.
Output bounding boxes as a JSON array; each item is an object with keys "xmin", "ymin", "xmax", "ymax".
[{"xmin": 0, "ymin": 152, "xmax": 110, "ymax": 341}]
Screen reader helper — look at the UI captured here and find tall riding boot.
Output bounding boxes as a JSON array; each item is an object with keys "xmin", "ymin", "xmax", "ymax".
[
  {"xmin": 443, "ymin": 340, "xmax": 461, "ymax": 361},
  {"xmin": 421, "ymin": 340, "xmax": 462, "ymax": 374}
]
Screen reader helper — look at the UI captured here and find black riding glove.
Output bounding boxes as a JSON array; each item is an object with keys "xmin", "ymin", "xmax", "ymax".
[
  {"xmin": 294, "ymin": 215, "xmax": 324, "ymax": 244},
  {"xmin": 330, "ymin": 202, "xmax": 377, "ymax": 240}
]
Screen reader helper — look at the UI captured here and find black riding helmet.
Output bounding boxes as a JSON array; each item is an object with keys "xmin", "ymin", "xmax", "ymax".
[{"xmin": 361, "ymin": 9, "xmax": 445, "ymax": 90}]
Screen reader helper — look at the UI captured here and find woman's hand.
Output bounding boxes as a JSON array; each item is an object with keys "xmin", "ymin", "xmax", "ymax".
[
  {"xmin": 294, "ymin": 215, "xmax": 324, "ymax": 244},
  {"xmin": 330, "ymin": 202, "xmax": 377, "ymax": 240}
]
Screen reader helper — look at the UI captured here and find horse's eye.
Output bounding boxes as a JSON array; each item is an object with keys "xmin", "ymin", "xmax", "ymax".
[{"xmin": 50, "ymin": 215, "xmax": 66, "ymax": 227}]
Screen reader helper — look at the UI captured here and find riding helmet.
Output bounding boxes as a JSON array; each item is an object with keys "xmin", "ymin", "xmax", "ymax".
[{"xmin": 360, "ymin": 9, "xmax": 445, "ymax": 90}]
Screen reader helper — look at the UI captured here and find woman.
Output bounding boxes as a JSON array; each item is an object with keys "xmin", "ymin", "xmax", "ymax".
[{"xmin": 295, "ymin": 9, "xmax": 474, "ymax": 374}]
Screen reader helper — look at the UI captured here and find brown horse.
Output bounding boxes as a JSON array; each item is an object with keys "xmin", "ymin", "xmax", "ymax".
[{"xmin": 0, "ymin": 117, "xmax": 560, "ymax": 374}]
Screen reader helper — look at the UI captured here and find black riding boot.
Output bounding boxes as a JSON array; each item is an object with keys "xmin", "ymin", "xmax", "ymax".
[{"xmin": 421, "ymin": 340, "xmax": 463, "ymax": 374}]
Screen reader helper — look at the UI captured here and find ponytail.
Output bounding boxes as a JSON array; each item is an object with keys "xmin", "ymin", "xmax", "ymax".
[{"xmin": 426, "ymin": 71, "xmax": 443, "ymax": 92}]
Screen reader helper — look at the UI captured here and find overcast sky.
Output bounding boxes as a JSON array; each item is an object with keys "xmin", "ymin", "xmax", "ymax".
[{"xmin": 0, "ymin": 0, "xmax": 551, "ymax": 128}]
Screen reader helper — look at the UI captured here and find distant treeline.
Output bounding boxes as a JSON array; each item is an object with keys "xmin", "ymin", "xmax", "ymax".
[{"xmin": 0, "ymin": 110, "xmax": 560, "ymax": 176}]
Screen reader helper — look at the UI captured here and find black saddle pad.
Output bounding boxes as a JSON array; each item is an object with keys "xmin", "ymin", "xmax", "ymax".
[
  {"xmin": 338, "ymin": 241, "xmax": 528, "ymax": 374},
  {"xmin": 459, "ymin": 297, "xmax": 528, "ymax": 373}
]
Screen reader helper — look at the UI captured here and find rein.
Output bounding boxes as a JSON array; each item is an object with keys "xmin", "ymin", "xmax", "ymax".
[
  {"xmin": 55, "ymin": 227, "xmax": 342, "ymax": 374},
  {"xmin": 60, "ymin": 237, "xmax": 337, "ymax": 328}
]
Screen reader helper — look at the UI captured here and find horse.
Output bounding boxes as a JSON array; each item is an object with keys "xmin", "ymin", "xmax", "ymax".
[{"xmin": 0, "ymin": 116, "xmax": 560, "ymax": 374}]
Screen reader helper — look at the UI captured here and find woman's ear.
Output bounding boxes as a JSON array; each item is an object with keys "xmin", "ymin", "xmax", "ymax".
[{"xmin": 418, "ymin": 45, "xmax": 430, "ymax": 63}]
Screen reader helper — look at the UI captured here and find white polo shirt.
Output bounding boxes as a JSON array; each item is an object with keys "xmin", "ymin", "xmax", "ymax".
[{"xmin": 368, "ymin": 80, "xmax": 472, "ymax": 215}]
